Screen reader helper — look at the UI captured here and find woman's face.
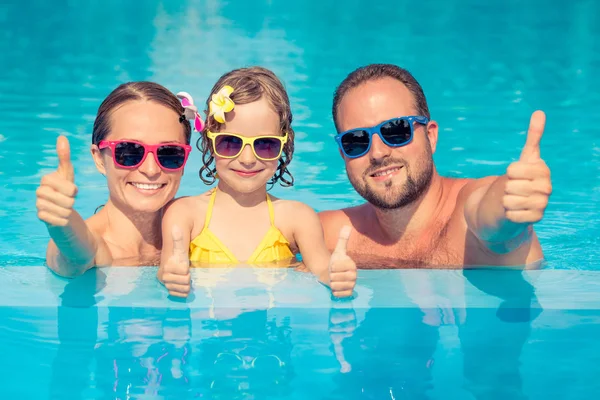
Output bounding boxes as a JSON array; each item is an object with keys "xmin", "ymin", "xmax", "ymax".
[{"xmin": 92, "ymin": 100, "xmax": 188, "ymax": 213}]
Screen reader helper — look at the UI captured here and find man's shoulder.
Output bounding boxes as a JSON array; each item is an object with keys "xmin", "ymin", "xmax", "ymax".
[
  {"xmin": 318, "ymin": 204, "xmax": 366, "ymax": 225},
  {"xmin": 318, "ymin": 204, "xmax": 368, "ymax": 247}
]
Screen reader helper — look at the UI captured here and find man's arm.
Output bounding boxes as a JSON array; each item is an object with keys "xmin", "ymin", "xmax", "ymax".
[{"xmin": 463, "ymin": 111, "xmax": 551, "ymax": 260}]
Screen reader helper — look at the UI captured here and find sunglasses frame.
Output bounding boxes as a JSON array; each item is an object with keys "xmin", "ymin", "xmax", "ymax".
[
  {"xmin": 334, "ymin": 115, "xmax": 429, "ymax": 159},
  {"xmin": 98, "ymin": 140, "xmax": 192, "ymax": 171},
  {"xmin": 206, "ymin": 131, "xmax": 288, "ymax": 161}
]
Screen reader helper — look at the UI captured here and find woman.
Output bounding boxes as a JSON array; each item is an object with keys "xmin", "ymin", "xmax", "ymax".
[{"xmin": 35, "ymin": 82, "xmax": 192, "ymax": 277}]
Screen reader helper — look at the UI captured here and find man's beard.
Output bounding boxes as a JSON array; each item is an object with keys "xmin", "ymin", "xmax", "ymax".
[{"xmin": 348, "ymin": 154, "xmax": 434, "ymax": 210}]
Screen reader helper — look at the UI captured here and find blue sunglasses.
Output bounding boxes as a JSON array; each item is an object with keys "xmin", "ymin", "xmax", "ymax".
[{"xmin": 334, "ymin": 116, "xmax": 429, "ymax": 159}]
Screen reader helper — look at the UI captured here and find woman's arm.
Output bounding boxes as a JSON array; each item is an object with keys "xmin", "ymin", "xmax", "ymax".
[
  {"xmin": 44, "ymin": 214, "xmax": 103, "ymax": 277},
  {"xmin": 37, "ymin": 136, "xmax": 101, "ymax": 277}
]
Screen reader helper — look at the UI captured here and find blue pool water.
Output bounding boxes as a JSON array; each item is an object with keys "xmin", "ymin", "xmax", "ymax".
[{"xmin": 0, "ymin": 0, "xmax": 599, "ymax": 398}]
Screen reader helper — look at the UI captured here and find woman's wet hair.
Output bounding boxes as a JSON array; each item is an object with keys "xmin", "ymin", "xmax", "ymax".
[
  {"xmin": 198, "ymin": 66, "xmax": 295, "ymax": 188},
  {"xmin": 91, "ymin": 81, "xmax": 192, "ymax": 145}
]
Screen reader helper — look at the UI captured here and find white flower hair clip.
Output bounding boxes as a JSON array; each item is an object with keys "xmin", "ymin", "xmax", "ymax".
[{"xmin": 177, "ymin": 91, "xmax": 205, "ymax": 132}]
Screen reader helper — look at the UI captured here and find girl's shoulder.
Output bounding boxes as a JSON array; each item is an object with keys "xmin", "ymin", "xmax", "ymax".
[
  {"xmin": 269, "ymin": 197, "xmax": 318, "ymax": 219},
  {"xmin": 163, "ymin": 190, "xmax": 215, "ymax": 223},
  {"xmin": 168, "ymin": 189, "xmax": 214, "ymax": 208}
]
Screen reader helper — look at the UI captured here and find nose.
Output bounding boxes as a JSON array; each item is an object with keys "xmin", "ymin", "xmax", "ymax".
[
  {"xmin": 237, "ymin": 144, "xmax": 257, "ymax": 167},
  {"xmin": 137, "ymin": 151, "xmax": 162, "ymax": 178},
  {"xmin": 369, "ymin": 133, "xmax": 392, "ymax": 161}
]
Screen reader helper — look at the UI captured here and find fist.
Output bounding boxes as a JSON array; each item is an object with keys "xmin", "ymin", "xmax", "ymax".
[
  {"xmin": 329, "ymin": 225, "xmax": 357, "ymax": 298},
  {"xmin": 160, "ymin": 226, "xmax": 191, "ymax": 298},
  {"xmin": 36, "ymin": 135, "xmax": 78, "ymax": 226},
  {"xmin": 504, "ymin": 111, "xmax": 552, "ymax": 224}
]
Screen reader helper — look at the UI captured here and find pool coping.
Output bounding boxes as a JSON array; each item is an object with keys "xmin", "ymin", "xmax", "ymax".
[{"xmin": 1, "ymin": 266, "xmax": 599, "ymax": 310}]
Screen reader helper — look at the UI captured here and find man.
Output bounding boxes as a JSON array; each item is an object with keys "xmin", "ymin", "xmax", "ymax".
[{"xmin": 319, "ymin": 64, "xmax": 552, "ymax": 268}]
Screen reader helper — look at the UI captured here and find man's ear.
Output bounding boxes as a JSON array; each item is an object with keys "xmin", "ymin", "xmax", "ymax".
[{"xmin": 425, "ymin": 120, "xmax": 438, "ymax": 154}]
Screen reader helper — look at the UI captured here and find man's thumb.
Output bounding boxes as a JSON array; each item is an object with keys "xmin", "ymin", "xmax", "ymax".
[{"xmin": 56, "ymin": 136, "xmax": 74, "ymax": 182}]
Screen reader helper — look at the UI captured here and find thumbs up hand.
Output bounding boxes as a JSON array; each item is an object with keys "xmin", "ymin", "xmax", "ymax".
[
  {"xmin": 503, "ymin": 111, "xmax": 552, "ymax": 224},
  {"xmin": 328, "ymin": 225, "xmax": 357, "ymax": 298},
  {"xmin": 160, "ymin": 225, "xmax": 191, "ymax": 298},
  {"xmin": 36, "ymin": 136, "xmax": 79, "ymax": 226}
]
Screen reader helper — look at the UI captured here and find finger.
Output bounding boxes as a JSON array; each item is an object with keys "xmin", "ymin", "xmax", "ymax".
[
  {"xmin": 503, "ymin": 194, "xmax": 548, "ymax": 211},
  {"xmin": 506, "ymin": 160, "xmax": 549, "ymax": 180},
  {"xmin": 333, "ymin": 225, "xmax": 352, "ymax": 256},
  {"xmin": 37, "ymin": 210, "xmax": 68, "ymax": 226},
  {"xmin": 503, "ymin": 194, "xmax": 529, "ymax": 211},
  {"xmin": 504, "ymin": 180, "xmax": 535, "ymax": 196},
  {"xmin": 519, "ymin": 110, "xmax": 545, "ymax": 162},
  {"xmin": 168, "ymin": 290, "xmax": 190, "ymax": 298},
  {"xmin": 171, "ymin": 225, "xmax": 188, "ymax": 264},
  {"xmin": 36, "ymin": 198, "xmax": 73, "ymax": 219},
  {"xmin": 505, "ymin": 209, "xmax": 544, "ymax": 224},
  {"xmin": 165, "ymin": 283, "xmax": 191, "ymax": 295},
  {"xmin": 36, "ymin": 185, "xmax": 76, "ymax": 209},
  {"xmin": 330, "ymin": 276, "xmax": 357, "ymax": 292},
  {"xmin": 332, "ymin": 289, "xmax": 354, "ymax": 298},
  {"xmin": 162, "ymin": 272, "xmax": 191, "ymax": 286},
  {"xmin": 505, "ymin": 179, "xmax": 552, "ymax": 196},
  {"xmin": 56, "ymin": 136, "xmax": 75, "ymax": 182},
  {"xmin": 330, "ymin": 263, "xmax": 357, "ymax": 280},
  {"xmin": 330, "ymin": 257, "xmax": 356, "ymax": 273},
  {"xmin": 40, "ymin": 173, "xmax": 78, "ymax": 197}
]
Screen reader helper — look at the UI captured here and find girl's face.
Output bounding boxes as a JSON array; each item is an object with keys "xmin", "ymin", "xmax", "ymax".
[
  {"xmin": 91, "ymin": 100, "xmax": 188, "ymax": 213},
  {"xmin": 212, "ymin": 97, "xmax": 283, "ymax": 194}
]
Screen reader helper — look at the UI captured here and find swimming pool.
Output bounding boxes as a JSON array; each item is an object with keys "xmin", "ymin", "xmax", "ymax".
[{"xmin": 0, "ymin": 0, "xmax": 599, "ymax": 398}]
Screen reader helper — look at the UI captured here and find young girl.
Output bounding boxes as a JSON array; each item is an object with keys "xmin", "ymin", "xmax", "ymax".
[{"xmin": 157, "ymin": 66, "xmax": 356, "ymax": 299}]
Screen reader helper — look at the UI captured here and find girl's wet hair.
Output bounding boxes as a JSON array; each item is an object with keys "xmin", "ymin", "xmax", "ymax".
[
  {"xmin": 91, "ymin": 81, "xmax": 192, "ymax": 145},
  {"xmin": 198, "ymin": 66, "xmax": 295, "ymax": 188}
]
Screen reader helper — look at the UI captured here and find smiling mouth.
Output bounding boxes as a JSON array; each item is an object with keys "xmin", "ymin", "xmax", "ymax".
[
  {"xmin": 232, "ymin": 169, "xmax": 263, "ymax": 176},
  {"xmin": 129, "ymin": 182, "xmax": 166, "ymax": 190},
  {"xmin": 370, "ymin": 166, "xmax": 403, "ymax": 178}
]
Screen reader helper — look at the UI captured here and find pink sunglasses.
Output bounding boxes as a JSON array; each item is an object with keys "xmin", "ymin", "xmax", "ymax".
[{"xmin": 98, "ymin": 140, "xmax": 192, "ymax": 171}]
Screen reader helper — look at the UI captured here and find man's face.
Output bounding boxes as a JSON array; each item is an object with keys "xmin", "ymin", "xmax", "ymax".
[{"xmin": 336, "ymin": 78, "xmax": 438, "ymax": 209}]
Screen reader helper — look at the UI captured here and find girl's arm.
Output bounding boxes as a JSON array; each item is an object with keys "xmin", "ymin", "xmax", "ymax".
[
  {"xmin": 290, "ymin": 202, "xmax": 356, "ymax": 298},
  {"xmin": 158, "ymin": 198, "xmax": 193, "ymax": 298}
]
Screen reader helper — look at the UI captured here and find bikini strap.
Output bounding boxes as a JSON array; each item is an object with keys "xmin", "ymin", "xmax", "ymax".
[
  {"xmin": 266, "ymin": 194, "xmax": 275, "ymax": 227},
  {"xmin": 203, "ymin": 189, "xmax": 218, "ymax": 230}
]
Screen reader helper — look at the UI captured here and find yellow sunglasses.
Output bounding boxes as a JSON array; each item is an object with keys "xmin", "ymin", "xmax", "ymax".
[{"xmin": 207, "ymin": 131, "xmax": 288, "ymax": 161}]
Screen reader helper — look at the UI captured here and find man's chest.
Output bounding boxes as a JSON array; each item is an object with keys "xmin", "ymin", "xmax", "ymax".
[{"xmin": 348, "ymin": 226, "xmax": 466, "ymax": 269}]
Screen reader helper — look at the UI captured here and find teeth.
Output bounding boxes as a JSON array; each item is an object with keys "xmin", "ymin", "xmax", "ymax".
[
  {"xmin": 131, "ymin": 183, "xmax": 164, "ymax": 190},
  {"xmin": 373, "ymin": 167, "xmax": 401, "ymax": 177}
]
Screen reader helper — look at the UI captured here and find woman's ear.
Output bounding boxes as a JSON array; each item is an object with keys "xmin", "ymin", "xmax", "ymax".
[{"xmin": 90, "ymin": 144, "xmax": 106, "ymax": 175}]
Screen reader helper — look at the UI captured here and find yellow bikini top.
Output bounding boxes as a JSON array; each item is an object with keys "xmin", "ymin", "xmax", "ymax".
[{"xmin": 189, "ymin": 189, "xmax": 295, "ymax": 265}]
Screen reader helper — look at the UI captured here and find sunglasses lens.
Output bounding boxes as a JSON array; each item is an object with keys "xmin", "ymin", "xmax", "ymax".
[
  {"xmin": 380, "ymin": 118, "xmax": 412, "ymax": 145},
  {"xmin": 114, "ymin": 142, "xmax": 145, "ymax": 167},
  {"xmin": 157, "ymin": 145, "xmax": 187, "ymax": 169},
  {"xmin": 341, "ymin": 130, "xmax": 370, "ymax": 157},
  {"xmin": 254, "ymin": 138, "xmax": 282, "ymax": 160},
  {"xmin": 214, "ymin": 135, "xmax": 243, "ymax": 157}
]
